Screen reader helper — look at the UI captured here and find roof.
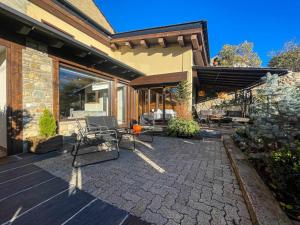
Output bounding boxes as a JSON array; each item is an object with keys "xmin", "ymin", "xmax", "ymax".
[
  {"xmin": 194, "ymin": 66, "xmax": 289, "ymax": 89},
  {"xmin": 54, "ymin": 0, "xmax": 113, "ymax": 35},
  {"xmin": 130, "ymin": 72, "xmax": 188, "ymax": 87},
  {"xmin": 113, "ymin": 21, "xmax": 206, "ymax": 38},
  {"xmin": 112, "ymin": 21, "xmax": 210, "ymax": 62},
  {"xmin": 0, "ymin": 3, "xmax": 143, "ymax": 80}
]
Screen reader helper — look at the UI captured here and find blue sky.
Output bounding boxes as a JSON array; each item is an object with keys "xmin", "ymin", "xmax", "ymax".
[{"xmin": 97, "ymin": 0, "xmax": 300, "ymax": 66}]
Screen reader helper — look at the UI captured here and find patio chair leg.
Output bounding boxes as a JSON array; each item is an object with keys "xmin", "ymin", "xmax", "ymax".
[{"xmin": 72, "ymin": 141, "xmax": 81, "ymax": 167}]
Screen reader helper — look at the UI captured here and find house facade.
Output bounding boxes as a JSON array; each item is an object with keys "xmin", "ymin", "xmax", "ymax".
[{"xmin": 0, "ymin": 0, "xmax": 210, "ymax": 156}]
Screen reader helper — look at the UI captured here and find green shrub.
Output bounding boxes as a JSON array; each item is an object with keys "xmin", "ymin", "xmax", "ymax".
[
  {"xmin": 268, "ymin": 141, "xmax": 300, "ymax": 203},
  {"xmin": 39, "ymin": 109, "xmax": 57, "ymax": 138},
  {"xmin": 167, "ymin": 118, "xmax": 200, "ymax": 137}
]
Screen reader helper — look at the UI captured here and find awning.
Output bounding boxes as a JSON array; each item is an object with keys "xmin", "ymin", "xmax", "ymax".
[
  {"xmin": 193, "ymin": 66, "xmax": 289, "ymax": 90},
  {"xmin": 0, "ymin": 3, "xmax": 144, "ymax": 80},
  {"xmin": 130, "ymin": 72, "xmax": 188, "ymax": 87}
]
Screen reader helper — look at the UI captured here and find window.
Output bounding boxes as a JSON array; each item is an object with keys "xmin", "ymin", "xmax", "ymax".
[
  {"xmin": 59, "ymin": 67, "xmax": 112, "ymax": 119},
  {"xmin": 117, "ymin": 83, "xmax": 126, "ymax": 124}
]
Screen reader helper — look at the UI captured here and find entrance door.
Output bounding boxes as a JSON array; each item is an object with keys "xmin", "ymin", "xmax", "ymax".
[{"xmin": 0, "ymin": 46, "xmax": 7, "ymax": 157}]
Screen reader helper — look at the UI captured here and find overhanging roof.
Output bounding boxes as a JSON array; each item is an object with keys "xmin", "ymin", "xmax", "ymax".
[
  {"xmin": 111, "ymin": 21, "xmax": 210, "ymax": 63},
  {"xmin": 0, "ymin": 3, "xmax": 144, "ymax": 80},
  {"xmin": 194, "ymin": 66, "xmax": 289, "ymax": 89},
  {"xmin": 130, "ymin": 72, "xmax": 188, "ymax": 87}
]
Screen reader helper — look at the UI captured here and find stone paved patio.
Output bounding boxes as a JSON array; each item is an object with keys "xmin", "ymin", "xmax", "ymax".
[{"xmin": 35, "ymin": 136, "xmax": 252, "ymax": 225}]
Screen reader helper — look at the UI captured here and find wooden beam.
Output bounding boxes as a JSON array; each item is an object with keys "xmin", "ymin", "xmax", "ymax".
[
  {"xmin": 140, "ymin": 39, "xmax": 149, "ymax": 48},
  {"xmin": 125, "ymin": 41, "xmax": 133, "ymax": 49},
  {"xmin": 111, "ymin": 27, "xmax": 202, "ymax": 43},
  {"xmin": 110, "ymin": 43, "xmax": 118, "ymax": 50},
  {"xmin": 193, "ymin": 50, "xmax": 205, "ymax": 66},
  {"xmin": 177, "ymin": 36, "xmax": 185, "ymax": 47},
  {"xmin": 49, "ymin": 40, "xmax": 64, "ymax": 48},
  {"xmin": 191, "ymin": 34, "xmax": 201, "ymax": 50},
  {"xmin": 158, "ymin": 38, "xmax": 167, "ymax": 48},
  {"xmin": 199, "ymin": 31, "xmax": 208, "ymax": 65},
  {"xmin": 16, "ymin": 25, "xmax": 32, "ymax": 35}
]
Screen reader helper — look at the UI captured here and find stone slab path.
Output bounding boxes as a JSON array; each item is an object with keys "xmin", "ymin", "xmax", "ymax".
[
  {"xmin": 0, "ymin": 152, "xmax": 149, "ymax": 225},
  {"xmin": 36, "ymin": 136, "xmax": 252, "ymax": 225}
]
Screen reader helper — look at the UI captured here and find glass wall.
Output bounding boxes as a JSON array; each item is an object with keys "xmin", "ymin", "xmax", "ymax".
[
  {"xmin": 138, "ymin": 86, "xmax": 177, "ymax": 123},
  {"xmin": 59, "ymin": 67, "xmax": 112, "ymax": 119},
  {"xmin": 117, "ymin": 83, "xmax": 126, "ymax": 124}
]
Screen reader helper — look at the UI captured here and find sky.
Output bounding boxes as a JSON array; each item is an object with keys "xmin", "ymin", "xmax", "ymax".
[{"xmin": 97, "ymin": 0, "xmax": 300, "ymax": 66}]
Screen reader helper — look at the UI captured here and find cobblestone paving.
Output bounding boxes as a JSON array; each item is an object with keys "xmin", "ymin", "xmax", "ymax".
[{"xmin": 35, "ymin": 136, "xmax": 252, "ymax": 225}]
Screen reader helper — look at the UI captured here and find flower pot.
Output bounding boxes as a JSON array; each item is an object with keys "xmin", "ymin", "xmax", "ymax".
[{"xmin": 28, "ymin": 135, "xmax": 63, "ymax": 154}]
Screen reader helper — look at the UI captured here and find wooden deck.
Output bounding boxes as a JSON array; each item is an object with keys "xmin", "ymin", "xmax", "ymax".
[{"xmin": 0, "ymin": 152, "xmax": 150, "ymax": 225}]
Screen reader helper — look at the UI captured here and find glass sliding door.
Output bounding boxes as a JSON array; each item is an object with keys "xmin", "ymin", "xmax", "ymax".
[
  {"xmin": 59, "ymin": 67, "xmax": 112, "ymax": 119},
  {"xmin": 117, "ymin": 83, "xmax": 126, "ymax": 124},
  {"xmin": 137, "ymin": 86, "xmax": 177, "ymax": 124}
]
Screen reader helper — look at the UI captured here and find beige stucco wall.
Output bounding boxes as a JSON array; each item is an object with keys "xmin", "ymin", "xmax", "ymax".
[
  {"xmin": 0, "ymin": 0, "xmax": 29, "ymax": 14},
  {"xmin": 25, "ymin": 2, "xmax": 113, "ymax": 56},
  {"xmin": 66, "ymin": 0, "xmax": 114, "ymax": 34},
  {"xmin": 13, "ymin": 2, "xmax": 194, "ymax": 78},
  {"xmin": 113, "ymin": 44, "xmax": 193, "ymax": 75}
]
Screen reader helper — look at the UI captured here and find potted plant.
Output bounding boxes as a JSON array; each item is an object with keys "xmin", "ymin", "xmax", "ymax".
[{"xmin": 27, "ymin": 109, "xmax": 63, "ymax": 154}]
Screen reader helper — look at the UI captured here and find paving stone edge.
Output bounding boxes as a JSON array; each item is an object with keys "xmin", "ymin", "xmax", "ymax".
[{"xmin": 222, "ymin": 135, "xmax": 293, "ymax": 225}]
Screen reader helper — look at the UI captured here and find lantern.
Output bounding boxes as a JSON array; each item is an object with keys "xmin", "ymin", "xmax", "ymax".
[
  {"xmin": 218, "ymin": 92, "xmax": 228, "ymax": 99},
  {"xmin": 198, "ymin": 90, "xmax": 205, "ymax": 97}
]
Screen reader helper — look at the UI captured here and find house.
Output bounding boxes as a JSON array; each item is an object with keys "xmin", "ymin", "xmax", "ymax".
[
  {"xmin": 0, "ymin": 0, "xmax": 210, "ymax": 156},
  {"xmin": 0, "ymin": 0, "xmax": 290, "ymax": 157}
]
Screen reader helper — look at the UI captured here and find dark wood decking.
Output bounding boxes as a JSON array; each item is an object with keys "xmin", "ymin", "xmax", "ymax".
[{"xmin": 0, "ymin": 153, "xmax": 150, "ymax": 225}]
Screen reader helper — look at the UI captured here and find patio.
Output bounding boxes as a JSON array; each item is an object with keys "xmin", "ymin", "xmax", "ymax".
[{"xmin": 0, "ymin": 136, "xmax": 252, "ymax": 225}]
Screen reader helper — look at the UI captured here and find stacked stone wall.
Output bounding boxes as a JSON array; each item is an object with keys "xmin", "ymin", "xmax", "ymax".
[
  {"xmin": 22, "ymin": 47, "xmax": 53, "ymax": 139},
  {"xmin": 196, "ymin": 72, "xmax": 300, "ymax": 112}
]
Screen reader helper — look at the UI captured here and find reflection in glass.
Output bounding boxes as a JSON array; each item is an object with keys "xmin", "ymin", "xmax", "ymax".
[
  {"xmin": 117, "ymin": 83, "xmax": 126, "ymax": 124},
  {"xmin": 59, "ymin": 67, "xmax": 111, "ymax": 119},
  {"xmin": 138, "ymin": 87, "xmax": 177, "ymax": 123}
]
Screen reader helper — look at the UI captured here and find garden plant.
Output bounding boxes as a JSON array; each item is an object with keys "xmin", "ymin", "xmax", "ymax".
[{"xmin": 232, "ymin": 73, "xmax": 300, "ymax": 220}]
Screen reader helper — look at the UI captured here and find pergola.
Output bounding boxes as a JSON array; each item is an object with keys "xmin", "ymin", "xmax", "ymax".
[{"xmin": 194, "ymin": 66, "xmax": 289, "ymax": 91}]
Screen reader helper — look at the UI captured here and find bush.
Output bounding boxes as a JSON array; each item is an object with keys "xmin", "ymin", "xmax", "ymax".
[
  {"xmin": 266, "ymin": 141, "xmax": 300, "ymax": 218},
  {"xmin": 167, "ymin": 118, "xmax": 200, "ymax": 137},
  {"xmin": 268, "ymin": 142, "xmax": 300, "ymax": 201},
  {"xmin": 39, "ymin": 109, "xmax": 57, "ymax": 138}
]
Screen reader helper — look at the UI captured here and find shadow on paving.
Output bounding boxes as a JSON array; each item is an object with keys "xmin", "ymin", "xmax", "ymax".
[{"xmin": 0, "ymin": 153, "xmax": 151, "ymax": 225}]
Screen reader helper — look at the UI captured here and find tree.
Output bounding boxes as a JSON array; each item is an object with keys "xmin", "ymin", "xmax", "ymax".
[
  {"xmin": 216, "ymin": 41, "xmax": 262, "ymax": 67},
  {"xmin": 174, "ymin": 81, "xmax": 192, "ymax": 119},
  {"xmin": 268, "ymin": 41, "xmax": 300, "ymax": 72}
]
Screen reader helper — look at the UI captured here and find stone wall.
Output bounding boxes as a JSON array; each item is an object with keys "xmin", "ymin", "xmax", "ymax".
[
  {"xmin": 196, "ymin": 72, "xmax": 300, "ymax": 112},
  {"xmin": 22, "ymin": 45, "xmax": 53, "ymax": 139},
  {"xmin": 59, "ymin": 119, "xmax": 86, "ymax": 137}
]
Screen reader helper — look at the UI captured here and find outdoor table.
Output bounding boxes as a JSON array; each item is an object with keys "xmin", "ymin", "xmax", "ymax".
[{"xmin": 120, "ymin": 126, "xmax": 154, "ymax": 150}]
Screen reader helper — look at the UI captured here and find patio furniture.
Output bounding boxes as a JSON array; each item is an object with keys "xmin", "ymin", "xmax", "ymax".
[
  {"xmin": 125, "ymin": 126, "xmax": 154, "ymax": 150},
  {"xmin": 193, "ymin": 109, "xmax": 212, "ymax": 127},
  {"xmin": 71, "ymin": 119, "xmax": 119, "ymax": 167},
  {"xmin": 86, "ymin": 116, "xmax": 130, "ymax": 140},
  {"xmin": 86, "ymin": 116, "xmax": 154, "ymax": 150}
]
